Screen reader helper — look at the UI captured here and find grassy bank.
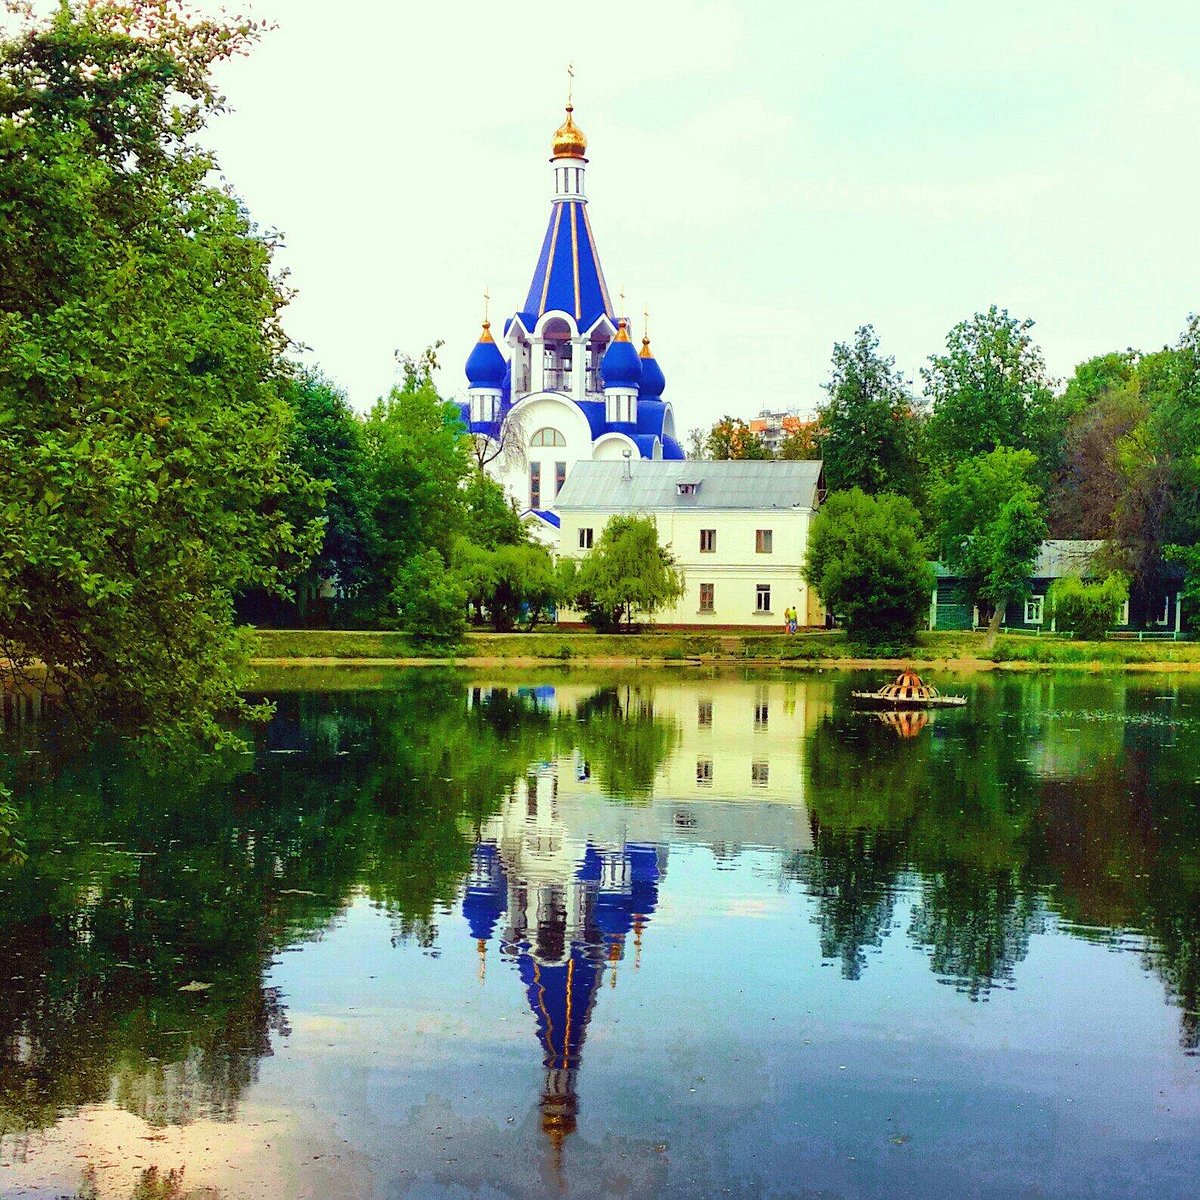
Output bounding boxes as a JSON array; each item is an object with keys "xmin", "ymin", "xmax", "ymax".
[{"xmin": 248, "ymin": 627, "xmax": 1200, "ymax": 669}]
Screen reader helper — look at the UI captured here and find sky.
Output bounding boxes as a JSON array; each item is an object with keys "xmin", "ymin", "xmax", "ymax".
[{"xmin": 24, "ymin": 1, "xmax": 1200, "ymax": 431}]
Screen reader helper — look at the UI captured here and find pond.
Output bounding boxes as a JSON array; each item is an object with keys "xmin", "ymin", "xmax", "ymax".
[{"xmin": 2, "ymin": 668, "xmax": 1200, "ymax": 1199}]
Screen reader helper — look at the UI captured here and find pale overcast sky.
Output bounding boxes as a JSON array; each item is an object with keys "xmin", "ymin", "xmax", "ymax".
[{"xmin": 28, "ymin": 2, "xmax": 1200, "ymax": 428}]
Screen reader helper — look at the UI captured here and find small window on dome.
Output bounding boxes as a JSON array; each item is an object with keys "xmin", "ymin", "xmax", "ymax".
[{"xmin": 677, "ymin": 482, "xmax": 700, "ymax": 496}]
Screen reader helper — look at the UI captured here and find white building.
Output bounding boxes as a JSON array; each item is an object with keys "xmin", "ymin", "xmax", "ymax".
[{"xmin": 553, "ymin": 459, "xmax": 826, "ymax": 628}]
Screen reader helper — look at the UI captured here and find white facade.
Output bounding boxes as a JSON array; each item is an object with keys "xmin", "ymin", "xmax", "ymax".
[{"xmin": 553, "ymin": 460, "xmax": 826, "ymax": 628}]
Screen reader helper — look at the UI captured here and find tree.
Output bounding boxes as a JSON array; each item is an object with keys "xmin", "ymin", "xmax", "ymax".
[
  {"xmin": 0, "ymin": 1, "xmax": 322, "ymax": 743},
  {"xmin": 574, "ymin": 515, "xmax": 684, "ymax": 631},
  {"xmin": 452, "ymin": 539, "xmax": 559, "ymax": 631},
  {"xmin": 282, "ymin": 371, "xmax": 375, "ymax": 605},
  {"xmin": 934, "ymin": 448, "xmax": 1048, "ymax": 647},
  {"xmin": 776, "ymin": 420, "xmax": 822, "ymax": 461},
  {"xmin": 922, "ymin": 306, "xmax": 1058, "ymax": 470},
  {"xmin": 685, "ymin": 427, "xmax": 708, "ymax": 461},
  {"xmin": 1046, "ymin": 574, "xmax": 1129, "ymax": 639},
  {"xmin": 802, "ymin": 490, "xmax": 933, "ymax": 645},
  {"xmin": 817, "ymin": 325, "xmax": 916, "ymax": 494},
  {"xmin": 464, "ymin": 469, "xmax": 528, "ymax": 550},
  {"xmin": 391, "ymin": 548, "xmax": 466, "ymax": 647},
  {"xmin": 1050, "ymin": 375, "xmax": 1145, "ymax": 538},
  {"xmin": 359, "ymin": 357, "xmax": 471, "ymax": 623},
  {"xmin": 704, "ymin": 416, "xmax": 770, "ymax": 460}
]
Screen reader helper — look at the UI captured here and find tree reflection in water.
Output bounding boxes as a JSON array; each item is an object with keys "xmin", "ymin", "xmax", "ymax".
[{"xmin": 3, "ymin": 667, "xmax": 1200, "ymax": 1172}]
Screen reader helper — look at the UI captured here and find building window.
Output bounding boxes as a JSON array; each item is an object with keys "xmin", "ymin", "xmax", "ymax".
[
  {"xmin": 529, "ymin": 463, "xmax": 540, "ymax": 509},
  {"xmin": 531, "ymin": 428, "xmax": 566, "ymax": 447},
  {"xmin": 555, "ymin": 461, "xmax": 567, "ymax": 496},
  {"xmin": 752, "ymin": 760, "xmax": 769, "ymax": 788},
  {"xmin": 677, "ymin": 482, "xmax": 699, "ymax": 495},
  {"xmin": 1024, "ymin": 595, "xmax": 1044, "ymax": 625},
  {"xmin": 696, "ymin": 758, "xmax": 713, "ymax": 787},
  {"xmin": 700, "ymin": 528, "xmax": 716, "ymax": 553},
  {"xmin": 698, "ymin": 699, "xmax": 713, "ymax": 728},
  {"xmin": 756, "ymin": 529, "xmax": 773, "ymax": 554},
  {"xmin": 699, "ymin": 583, "xmax": 714, "ymax": 612},
  {"xmin": 756, "ymin": 584, "xmax": 771, "ymax": 613},
  {"xmin": 578, "ymin": 527, "xmax": 594, "ymax": 550}
]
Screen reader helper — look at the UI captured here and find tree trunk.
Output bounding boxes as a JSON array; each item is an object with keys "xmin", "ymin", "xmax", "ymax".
[{"xmin": 984, "ymin": 598, "xmax": 1005, "ymax": 650}]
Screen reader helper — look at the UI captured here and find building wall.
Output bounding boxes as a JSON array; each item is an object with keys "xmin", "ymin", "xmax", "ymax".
[
  {"xmin": 487, "ymin": 393, "xmax": 593, "ymax": 510},
  {"xmin": 931, "ymin": 576, "xmax": 1184, "ymax": 633},
  {"xmin": 557, "ymin": 506, "xmax": 819, "ymax": 627}
]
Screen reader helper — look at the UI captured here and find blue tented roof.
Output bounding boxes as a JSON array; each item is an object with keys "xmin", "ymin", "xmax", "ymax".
[{"xmin": 522, "ymin": 200, "xmax": 614, "ymax": 331}]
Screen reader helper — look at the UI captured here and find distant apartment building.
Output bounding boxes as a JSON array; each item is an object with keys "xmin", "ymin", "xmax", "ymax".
[{"xmin": 748, "ymin": 409, "xmax": 815, "ymax": 456}]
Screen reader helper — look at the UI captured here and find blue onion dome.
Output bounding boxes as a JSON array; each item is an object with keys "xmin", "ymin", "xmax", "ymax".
[
  {"xmin": 600, "ymin": 319, "xmax": 642, "ymax": 390},
  {"xmin": 638, "ymin": 334, "xmax": 665, "ymax": 400},
  {"xmin": 465, "ymin": 321, "xmax": 506, "ymax": 388}
]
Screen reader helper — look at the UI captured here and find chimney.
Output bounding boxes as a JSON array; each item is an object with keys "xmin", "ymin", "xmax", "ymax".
[{"xmin": 622, "ymin": 449, "xmax": 632, "ymax": 481}]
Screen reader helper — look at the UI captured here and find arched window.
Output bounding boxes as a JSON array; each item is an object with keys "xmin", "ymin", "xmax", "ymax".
[{"xmin": 531, "ymin": 428, "xmax": 566, "ymax": 447}]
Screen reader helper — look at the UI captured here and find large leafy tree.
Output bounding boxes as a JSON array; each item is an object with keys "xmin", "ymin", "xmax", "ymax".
[
  {"xmin": 1049, "ymin": 355, "xmax": 1144, "ymax": 538},
  {"xmin": 573, "ymin": 514, "xmax": 684, "ymax": 631},
  {"xmin": 802, "ymin": 489, "xmax": 933, "ymax": 645},
  {"xmin": 922, "ymin": 306, "xmax": 1061, "ymax": 473},
  {"xmin": 934, "ymin": 448, "xmax": 1048, "ymax": 647},
  {"xmin": 816, "ymin": 325, "xmax": 916, "ymax": 495},
  {"xmin": 282, "ymin": 370, "xmax": 375, "ymax": 610},
  {"xmin": 0, "ymin": 0, "xmax": 321, "ymax": 742},
  {"xmin": 359, "ymin": 351, "xmax": 471, "ymax": 623}
]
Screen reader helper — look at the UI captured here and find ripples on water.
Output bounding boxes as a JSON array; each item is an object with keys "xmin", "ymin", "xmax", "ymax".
[{"xmin": 1, "ymin": 669, "xmax": 1200, "ymax": 1199}]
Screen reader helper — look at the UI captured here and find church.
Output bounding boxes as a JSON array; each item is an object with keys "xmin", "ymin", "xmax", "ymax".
[{"xmin": 459, "ymin": 96, "xmax": 685, "ymax": 529}]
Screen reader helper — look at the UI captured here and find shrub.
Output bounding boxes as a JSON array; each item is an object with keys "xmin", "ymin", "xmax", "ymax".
[
  {"xmin": 1046, "ymin": 573, "xmax": 1129, "ymax": 640},
  {"xmin": 391, "ymin": 550, "xmax": 466, "ymax": 648}
]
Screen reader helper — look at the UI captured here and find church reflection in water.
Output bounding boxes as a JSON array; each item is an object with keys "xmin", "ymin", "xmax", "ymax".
[
  {"xmin": 456, "ymin": 676, "xmax": 829, "ymax": 1159},
  {"xmin": 463, "ymin": 771, "xmax": 666, "ymax": 1156}
]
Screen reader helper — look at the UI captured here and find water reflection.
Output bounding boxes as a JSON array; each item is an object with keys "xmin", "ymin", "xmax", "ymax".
[
  {"xmin": 2, "ymin": 670, "xmax": 1200, "ymax": 1198},
  {"xmin": 466, "ymin": 765, "xmax": 666, "ymax": 1167}
]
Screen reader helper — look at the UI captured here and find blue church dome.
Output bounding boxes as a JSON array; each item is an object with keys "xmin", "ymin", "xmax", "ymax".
[
  {"xmin": 465, "ymin": 322, "xmax": 506, "ymax": 388},
  {"xmin": 600, "ymin": 320, "xmax": 642, "ymax": 390},
  {"xmin": 638, "ymin": 335, "xmax": 665, "ymax": 400}
]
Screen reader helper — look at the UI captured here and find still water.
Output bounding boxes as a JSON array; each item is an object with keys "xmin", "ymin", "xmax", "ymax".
[{"xmin": 2, "ymin": 668, "xmax": 1200, "ymax": 1199}]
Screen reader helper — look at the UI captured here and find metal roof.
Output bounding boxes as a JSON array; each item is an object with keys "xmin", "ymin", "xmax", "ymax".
[
  {"xmin": 553, "ymin": 459, "xmax": 824, "ymax": 511},
  {"xmin": 933, "ymin": 540, "xmax": 1103, "ymax": 579},
  {"xmin": 1032, "ymin": 540, "xmax": 1102, "ymax": 577}
]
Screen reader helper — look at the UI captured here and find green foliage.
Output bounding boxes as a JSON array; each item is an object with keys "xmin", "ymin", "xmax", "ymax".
[
  {"xmin": 704, "ymin": 416, "xmax": 771, "ymax": 460},
  {"xmin": 0, "ymin": 786, "xmax": 24, "ymax": 867},
  {"xmin": 802, "ymin": 489, "xmax": 933, "ymax": 644},
  {"xmin": 934, "ymin": 448, "xmax": 1048, "ymax": 627},
  {"xmin": 574, "ymin": 514, "xmax": 685, "ymax": 631},
  {"xmin": 452, "ymin": 538, "xmax": 560, "ymax": 631},
  {"xmin": 464, "ymin": 469, "xmax": 527, "ymax": 550},
  {"xmin": 817, "ymin": 325, "xmax": 916, "ymax": 494},
  {"xmin": 390, "ymin": 548, "xmax": 466, "ymax": 647},
  {"xmin": 1046, "ymin": 573, "xmax": 1129, "ymax": 639},
  {"xmin": 0, "ymin": 0, "xmax": 322, "ymax": 744},
  {"xmin": 922, "ymin": 306, "xmax": 1057, "ymax": 468},
  {"xmin": 355, "ymin": 365, "xmax": 470, "ymax": 626},
  {"xmin": 282, "ymin": 369, "xmax": 376, "ymax": 603}
]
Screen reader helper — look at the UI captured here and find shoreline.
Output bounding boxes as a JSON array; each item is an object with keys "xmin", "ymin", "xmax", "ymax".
[{"xmin": 248, "ymin": 653, "xmax": 1200, "ymax": 673}]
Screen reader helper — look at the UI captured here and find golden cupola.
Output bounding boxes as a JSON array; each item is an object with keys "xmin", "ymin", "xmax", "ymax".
[{"xmin": 551, "ymin": 103, "xmax": 588, "ymax": 160}]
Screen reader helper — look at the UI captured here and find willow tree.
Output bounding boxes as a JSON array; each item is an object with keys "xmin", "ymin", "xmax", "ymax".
[{"xmin": 0, "ymin": 1, "xmax": 321, "ymax": 741}]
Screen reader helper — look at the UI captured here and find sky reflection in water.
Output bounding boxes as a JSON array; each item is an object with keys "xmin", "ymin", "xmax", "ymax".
[{"xmin": 2, "ymin": 669, "xmax": 1200, "ymax": 1199}]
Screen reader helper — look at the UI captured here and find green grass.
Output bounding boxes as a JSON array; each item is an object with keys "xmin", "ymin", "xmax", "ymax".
[{"xmin": 248, "ymin": 626, "xmax": 1200, "ymax": 669}]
